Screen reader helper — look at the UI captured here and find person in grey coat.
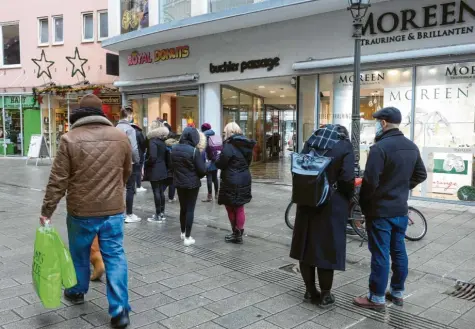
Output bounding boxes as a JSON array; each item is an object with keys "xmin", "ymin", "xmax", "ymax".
[
  {"xmin": 116, "ymin": 107, "xmax": 141, "ymax": 223},
  {"xmin": 290, "ymin": 124, "xmax": 355, "ymax": 309}
]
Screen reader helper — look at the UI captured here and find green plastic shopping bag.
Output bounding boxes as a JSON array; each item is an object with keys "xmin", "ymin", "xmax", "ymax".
[
  {"xmin": 55, "ymin": 231, "xmax": 77, "ymax": 289},
  {"xmin": 32, "ymin": 226, "xmax": 62, "ymax": 308}
]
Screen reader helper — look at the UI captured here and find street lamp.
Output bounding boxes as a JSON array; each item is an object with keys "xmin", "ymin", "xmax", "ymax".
[{"xmin": 348, "ymin": 0, "xmax": 370, "ymax": 177}]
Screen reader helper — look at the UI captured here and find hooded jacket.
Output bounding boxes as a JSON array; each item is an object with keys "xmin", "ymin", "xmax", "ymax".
[
  {"xmin": 116, "ymin": 119, "xmax": 140, "ymax": 164},
  {"xmin": 216, "ymin": 134, "xmax": 256, "ymax": 206},
  {"xmin": 203, "ymin": 129, "xmax": 218, "ymax": 172},
  {"xmin": 131, "ymin": 123, "xmax": 147, "ymax": 163},
  {"xmin": 41, "ymin": 115, "xmax": 132, "ymax": 218},
  {"xmin": 165, "ymin": 136, "xmax": 179, "ymax": 178},
  {"xmin": 171, "ymin": 127, "xmax": 207, "ymax": 189},
  {"xmin": 144, "ymin": 126, "xmax": 169, "ymax": 182}
]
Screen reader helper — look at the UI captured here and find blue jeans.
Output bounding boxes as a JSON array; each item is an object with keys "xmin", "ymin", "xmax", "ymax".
[
  {"xmin": 66, "ymin": 214, "xmax": 130, "ymax": 317},
  {"xmin": 367, "ymin": 216, "xmax": 408, "ymax": 304}
]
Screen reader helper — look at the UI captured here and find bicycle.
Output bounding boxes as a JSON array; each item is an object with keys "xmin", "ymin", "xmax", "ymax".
[{"xmin": 285, "ymin": 178, "xmax": 428, "ymax": 241}]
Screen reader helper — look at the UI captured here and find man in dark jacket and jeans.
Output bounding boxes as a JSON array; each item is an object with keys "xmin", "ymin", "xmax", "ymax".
[{"xmin": 354, "ymin": 107, "xmax": 427, "ymax": 311}]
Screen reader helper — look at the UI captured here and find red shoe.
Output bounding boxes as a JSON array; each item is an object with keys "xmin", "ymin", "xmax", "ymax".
[{"xmin": 353, "ymin": 296, "xmax": 386, "ymax": 312}]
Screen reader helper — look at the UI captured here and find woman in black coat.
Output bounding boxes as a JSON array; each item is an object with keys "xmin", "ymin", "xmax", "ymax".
[
  {"xmin": 216, "ymin": 122, "xmax": 256, "ymax": 244},
  {"xmin": 290, "ymin": 124, "xmax": 355, "ymax": 308},
  {"xmin": 143, "ymin": 121, "xmax": 169, "ymax": 223}
]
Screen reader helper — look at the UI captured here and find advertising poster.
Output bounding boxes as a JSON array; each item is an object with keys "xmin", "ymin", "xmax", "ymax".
[{"xmin": 121, "ymin": 0, "xmax": 149, "ymax": 34}]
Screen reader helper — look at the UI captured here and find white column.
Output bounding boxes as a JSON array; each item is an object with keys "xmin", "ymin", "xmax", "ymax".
[
  {"xmin": 108, "ymin": 0, "xmax": 121, "ymax": 37},
  {"xmin": 191, "ymin": 0, "xmax": 209, "ymax": 17},
  {"xmin": 149, "ymin": 0, "xmax": 160, "ymax": 25},
  {"xmin": 203, "ymin": 83, "xmax": 221, "ymax": 134}
]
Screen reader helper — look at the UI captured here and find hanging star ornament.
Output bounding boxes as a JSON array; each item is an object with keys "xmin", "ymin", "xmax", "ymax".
[
  {"xmin": 66, "ymin": 47, "xmax": 88, "ymax": 78},
  {"xmin": 31, "ymin": 49, "xmax": 55, "ymax": 79}
]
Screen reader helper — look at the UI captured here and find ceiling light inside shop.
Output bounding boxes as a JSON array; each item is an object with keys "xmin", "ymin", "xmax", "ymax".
[
  {"xmin": 258, "ymin": 86, "xmax": 265, "ymax": 89},
  {"xmin": 403, "ymin": 70, "xmax": 411, "ymax": 76},
  {"xmin": 373, "ymin": 71, "xmax": 381, "ymax": 75},
  {"xmin": 280, "ymin": 95, "xmax": 285, "ymax": 98},
  {"xmin": 429, "ymin": 68, "xmax": 437, "ymax": 74},
  {"xmin": 270, "ymin": 90, "xmax": 276, "ymax": 94},
  {"xmin": 231, "ymin": 95, "xmax": 238, "ymax": 99},
  {"xmin": 388, "ymin": 70, "xmax": 399, "ymax": 76}
]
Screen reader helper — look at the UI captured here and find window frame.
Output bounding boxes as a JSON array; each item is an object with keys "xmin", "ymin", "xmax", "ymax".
[
  {"xmin": 0, "ymin": 21, "xmax": 21, "ymax": 68},
  {"xmin": 37, "ymin": 17, "xmax": 49, "ymax": 46},
  {"xmin": 52, "ymin": 15, "xmax": 64, "ymax": 45},
  {"xmin": 97, "ymin": 10, "xmax": 108, "ymax": 41},
  {"xmin": 81, "ymin": 12, "xmax": 94, "ymax": 43}
]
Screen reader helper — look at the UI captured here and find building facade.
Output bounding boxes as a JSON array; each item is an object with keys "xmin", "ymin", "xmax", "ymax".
[
  {"xmin": 0, "ymin": 0, "xmax": 119, "ymax": 158},
  {"xmin": 104, "ymin": 0, "xmax": 475, "ymax": 204}
]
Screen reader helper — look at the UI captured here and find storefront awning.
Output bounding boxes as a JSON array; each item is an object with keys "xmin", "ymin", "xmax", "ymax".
[
  {"xmin": 103, "ymin": 0, "xmax": 388, "ymax": 52},
  {"xmin": 293, "ymin": 43, "xmax": 475, "ymax": 71}
]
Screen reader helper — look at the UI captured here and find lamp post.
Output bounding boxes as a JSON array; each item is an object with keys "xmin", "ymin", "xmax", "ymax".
[{"xmin": 348, "ymin": 0, "xmax": 370, "ymax": 177}]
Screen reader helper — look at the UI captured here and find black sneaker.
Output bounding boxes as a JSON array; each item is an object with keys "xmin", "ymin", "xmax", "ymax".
[
  {"xmin": 319, "ymin": 291, "xmax": 336, "ymax": 309},
  {"xmin": 111, "ymin": 309, "xmax": 130, "ymax": 329},
  {"xmin": 304, "ymin": 288, "xmax": 321, "ymax": 304},
  {"xmin": 63, "ymin": 290, "xmax": 84, "ymax": 305}
]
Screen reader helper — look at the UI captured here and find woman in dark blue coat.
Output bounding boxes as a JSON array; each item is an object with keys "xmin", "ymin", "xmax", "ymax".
[
  {"xmin": 143, "ymin": 121, "xmax": 169, "ymax": 223},
  {"xmin": 290, "ymin": 124, "xmax": 355, "ymax": 308},
  {"xmin": 216, "ymin": 122, "xmax": 256, "ymax": 244}
]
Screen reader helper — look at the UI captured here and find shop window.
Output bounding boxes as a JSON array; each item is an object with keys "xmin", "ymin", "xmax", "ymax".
[
  {"xmin": 414, "ymin": 63, "xmax": 475, "ymax": 202},
  {"xmin": 121, "ymin": 0, "xmax": 148, "ymax": 34},
  {"xmin": 160, "ymin": 0, "xmax": 192, "ymax": 23},
  {"xmin": 98, "ymin": 11, "xmax": 109, "ymax": 40},
  {"xmin": 298, "ymin": 75, "xmax": 318, "ymax": 146},
  {"xmin": 38, "ymin": 18, "xmax": 49, "ymax": 46},
  {"xmin": 319, "ymin": 68, "xmax": 412, "ymax": 169},
  {"xmin": 82, "ymin": 12, "xmax": 94, "ymax": 42},
  {"xmin": 53, "ymin": 16, "xmax": 63, "ymax": 44},
  {"xmin": 210, "ymin": 0, "xmax": 270, "ymax": 13},
  {"xmin": 1, "ymin": 23, "xmax": 20, "ymax": 66}
]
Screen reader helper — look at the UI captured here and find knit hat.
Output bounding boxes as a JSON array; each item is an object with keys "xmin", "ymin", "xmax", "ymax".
[
  {"xmin": 201, "ymin": 123, "xmax": 211, "ymax": 132},
  {"xmin": 70, "ymin": 94, "xmax": 105, "ymax": 125}
]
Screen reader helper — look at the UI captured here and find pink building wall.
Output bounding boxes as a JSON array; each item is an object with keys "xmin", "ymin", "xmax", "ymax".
[{"xmin": 0, "ymin": 0, "xmax": 115, "ymax": 91}]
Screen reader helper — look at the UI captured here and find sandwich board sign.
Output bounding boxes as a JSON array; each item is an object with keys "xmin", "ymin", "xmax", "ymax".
[{"xmin": 26, "ymin": 134, "xmax": 51, "ymax": 166}]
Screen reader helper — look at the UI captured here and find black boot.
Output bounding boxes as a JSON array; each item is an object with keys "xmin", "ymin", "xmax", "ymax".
[
  {"xmin": 232, "ymin": 229, "xmax": 244, "ymax": 244},
  {"xmin": 111, "ymin": 309, "xmax": 130, "ymax": 328},
  {"xmin": 225, "ymin": 227, "xmax": 236, "ymax": 242},
  {"xmin": 304, "ymin": 286, "xmax": 321, "ymax": 304},
  {"xmin": 64, "ymin": 290, "xmax": 84, "ymax": 305},
  {"xmin": 319, "ymin": 290, "xmax": 336, "ymax": 309}
]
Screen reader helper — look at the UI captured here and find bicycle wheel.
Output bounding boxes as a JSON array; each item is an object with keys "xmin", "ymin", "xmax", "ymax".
[
  {"xmin": 349, "ymin": 201, "xmax": 367, "ymax": 241},
  {"xmin": 405, "ymin": 206, "xmax": 427, "ymax": 241},
  {"xmin": 285, "ymin": 202, "xmax": 296, "ymax": 230}
]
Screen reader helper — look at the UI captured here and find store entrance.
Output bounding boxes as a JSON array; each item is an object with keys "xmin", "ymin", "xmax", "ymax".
[{"xmin": 222, "ymin": 77, "xmax": 297, "ymax": 164}]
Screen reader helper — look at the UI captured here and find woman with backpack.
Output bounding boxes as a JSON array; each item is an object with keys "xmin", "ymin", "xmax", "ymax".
[
  {"xmin": 201, "ymin": 123, "xmax": 221, "ymax": 202},
  {"xmin": 143, "ymin": 121, "xmax": 169, "ymax": 223},
  {"xmin": 216, "ymin": 122, "xmax": 256, "ymax": 244},
  {"xmin": 171, "ymin": 127, "xmax": 207, "ymax": 246},
  {"xmin": 289, "ymin": 124, "xmax": 355, "ymax": 309}
]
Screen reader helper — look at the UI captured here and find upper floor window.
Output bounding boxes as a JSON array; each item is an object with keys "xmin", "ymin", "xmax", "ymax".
[
  {"xmin": 53, "ymin": 16, "xmax": 63, "ymax": 44},
  {"xmin": 82, "ymin": 12, "xmax": 94, "ymax": 42},
  {"xmin": 121, "ymin": 0, "xmax": 148, "ymax": 34},
  {"xmin": 1, "ymin": 23, "xmax": 21, "ymax": 66},
  {"xmin": 98, "ymin": 10, "xmax": 108, "ymax": 40},
  {"xmin": 38, "ymin": 17, "xmax": 48, "ymax": 45},
  {"xmin": 210, "ymin": 0, "xmax": 269, "ymax": 13}
]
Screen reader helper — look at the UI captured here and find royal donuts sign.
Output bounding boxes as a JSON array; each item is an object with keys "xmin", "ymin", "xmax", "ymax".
[{"xmin": 128, "ymin": 46, "xmax": 190, "ymax": 66}]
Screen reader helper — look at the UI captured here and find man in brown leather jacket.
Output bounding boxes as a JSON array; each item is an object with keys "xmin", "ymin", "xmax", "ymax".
[{"xmin": 40, "ymin": 94, "xmax": 132, "ymax": 328}]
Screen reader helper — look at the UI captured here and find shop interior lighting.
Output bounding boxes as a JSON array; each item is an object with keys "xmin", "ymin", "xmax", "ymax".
[
  {"xmin": 403, "ymin": 70, "xmax": 411, "ymax": 76},
  {"xmin": 388, "ymin": 70, "xmax": 399, "ymax": 76},
  {"xmin": 270, "ymin": 90, "xmax": 276, "ymax": 94},
  {"xmin": 258, "ymin": 85, "xmax": 265, "ymax": 89},
  {"xmin": 280, "ymin": 95, "xmax": 285, "ymax": 98},
  {"xmin": 429, "ymin": 68, "xmax": 438, "ymax": 74}
]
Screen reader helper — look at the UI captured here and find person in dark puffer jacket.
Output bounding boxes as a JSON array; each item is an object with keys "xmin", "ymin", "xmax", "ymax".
[
  {"xmin": 164, "ymin": 131, "xmax": 178, "ymax": 202},
  {"xmin": 171, "ymin": 127, "xmax": 207, "ymax": 246},
  {"xmin": 131, "ymin": 122, "xmax": 147, "ymax": 193},
  {"xmin": 216, "ymin": 122, "xmax": 256, "ymax": 244}
]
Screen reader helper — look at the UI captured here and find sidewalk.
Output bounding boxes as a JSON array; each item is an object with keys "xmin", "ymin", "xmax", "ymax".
[{"xmin": 1, "ymin": 158, "xmax": 475, "ymax": 328}]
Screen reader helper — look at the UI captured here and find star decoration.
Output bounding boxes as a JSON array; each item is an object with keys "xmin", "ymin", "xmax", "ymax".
[
  {"xmin": 66, "ymin": 47, "xmax": 88, "ymax": 78},
  {"xmin": 31, "ymin": 50, "xmax": 55, "ymax": 79}
]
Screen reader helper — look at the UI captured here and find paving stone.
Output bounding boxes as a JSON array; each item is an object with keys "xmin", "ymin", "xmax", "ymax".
[
  {"xmin": 266, "ymin": 305, "xmax": 317, "ymax": 328},
  {"xmin": 160, "ymin": 307, "xmax": 218, "ymax": 329},
  {"xmin": 163, "ymin": 262, "xmax": 207, "ymax": 275},
  {"xmin": 131, "ymin": 263, "xmax": 176, "ymax": 275},
  {"xmin": 192, "ymin": 323, "xmax": 225, "ymax": 329},
  {"xmin": 213, "ymin": 306, "xmax": 270, "ymax": 329},
  {"xmin": 451, "ymin": 318, "xmax": 475, "ymax": 329},
  {"xmin": 56, "ymin": 302, "xmax": 101, "ymax": 319},
  {"xmin": 255, "ymin": 293, "xmax": 302, "ymax": 314},
  {"xmin": 14, "ymin": 302, "xmax": 65, "ymax": 318},
  {"xmin": 0, "ymin": 310, "xmax": 21, "ymax": 326},
  {"xmin": 3, "ymin": 312, "xmax": 64, "ymax": 329},
  {"xmin": 193, "ymin": 275, "xmax": 240, "ymax": 291},
  {"xmin": 12, "ymin": 275, "xmax": 33, "ymax": 285},
  {"xmin": 242, "ymin": 321, "xmax": 282, "ymax": 329},
  {"xmin": 0, "ymin": 284, "xmax": 34, "ymax": 301},
  {"xmin": 0, "ymin": 278, "xmax": 19, "ymax": 290},
  {"xmin": 196, "ymin": 265, "xmax": 234, "ymax": 277},
  {"xmin": 312, "ymin": 310, "xmax": 360, "ymax": 329},
  {"xmin": 160, "ymin": 273, "xmax": 207, "ymax": 289},
  {"xmin": 128, "ymin": 309, "xmax": 167, "ymax": 328},
  {"xmin": 157, "ymin": 294, "xmax": 212, "ymax": 317},
  {"xmin": 130, "ymin": 293, "xmax": 175, "ymax": 313},
  {"xmin": 434, "ymin": 296, "xmax": 475, "ymax": 314},
  {"xmin": 131, "ymin": 282, "xmax": 170, "ymax": 297},
  {"xmin": 0, "ymin": 297, "xmax": 28, "ymax": 313},
  {"xmin": 205, "ymin": 291, "xmax": 268, "ymax": 316},
  {"xmin": 162, "ymin": 284, "xmax": 204, "ymax": 300},
  {"xmin": 81, "ymin": 309, "xmax": 111, "ymax": 327},
  {"xmin": 253, "ymin": 283, "xmax": 290, "ymax": 297},
  {"xmin": 200, "ymin": 287, "xmax": 236, "ymax": 301},
  {"xmin": 42, "ymin": 318, "xmax": 93, "ymax": 329},
  {"xmin": 224, "ymin": 278, "xmax": 267, "ymax": 293},
  {"xmin": 134, "ymin": 270, "xmax": 174, "ymax": 284},
  {"xmin": 349, "ymin": 318, "xmax": 395, "ymax": 329},
  {"xmin": 404, "ymin": 288, "xmax": 447, "ymax": 308}
]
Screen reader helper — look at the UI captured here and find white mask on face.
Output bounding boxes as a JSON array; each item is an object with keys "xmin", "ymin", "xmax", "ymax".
[{"xmin": 375, "ymin": 120, "xmax": 384, "ymax": 137}]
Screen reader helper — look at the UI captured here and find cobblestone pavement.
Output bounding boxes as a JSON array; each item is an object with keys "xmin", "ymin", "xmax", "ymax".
[{"xmin": 1, "ymin": 158, "xmax": 475, "ymax": 328}]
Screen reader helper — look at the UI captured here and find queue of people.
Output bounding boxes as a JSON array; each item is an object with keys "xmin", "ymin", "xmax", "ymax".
[{"xmin": 39, "ymin": 94, "xmax": 427, "ymax": 328}]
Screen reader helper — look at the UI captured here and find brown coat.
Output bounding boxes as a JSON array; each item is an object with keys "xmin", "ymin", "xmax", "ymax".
[{"xmin": 41, "ymin": 115, "xmax": 132, "ymax": 218}]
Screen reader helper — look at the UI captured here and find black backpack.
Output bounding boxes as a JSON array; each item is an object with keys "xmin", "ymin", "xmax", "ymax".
[{"xmin": 291, "ymin": 146, "xmax": 334, "ymax": 208}]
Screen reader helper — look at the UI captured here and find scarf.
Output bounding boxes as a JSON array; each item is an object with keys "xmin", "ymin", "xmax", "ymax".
[
  {"xmin": 70, "ymin": 107, "xmax": 106, "ymax": 125},
  {"xmin": 307, "ymin": 124, "xmax": 349, "ymax": 151}
]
